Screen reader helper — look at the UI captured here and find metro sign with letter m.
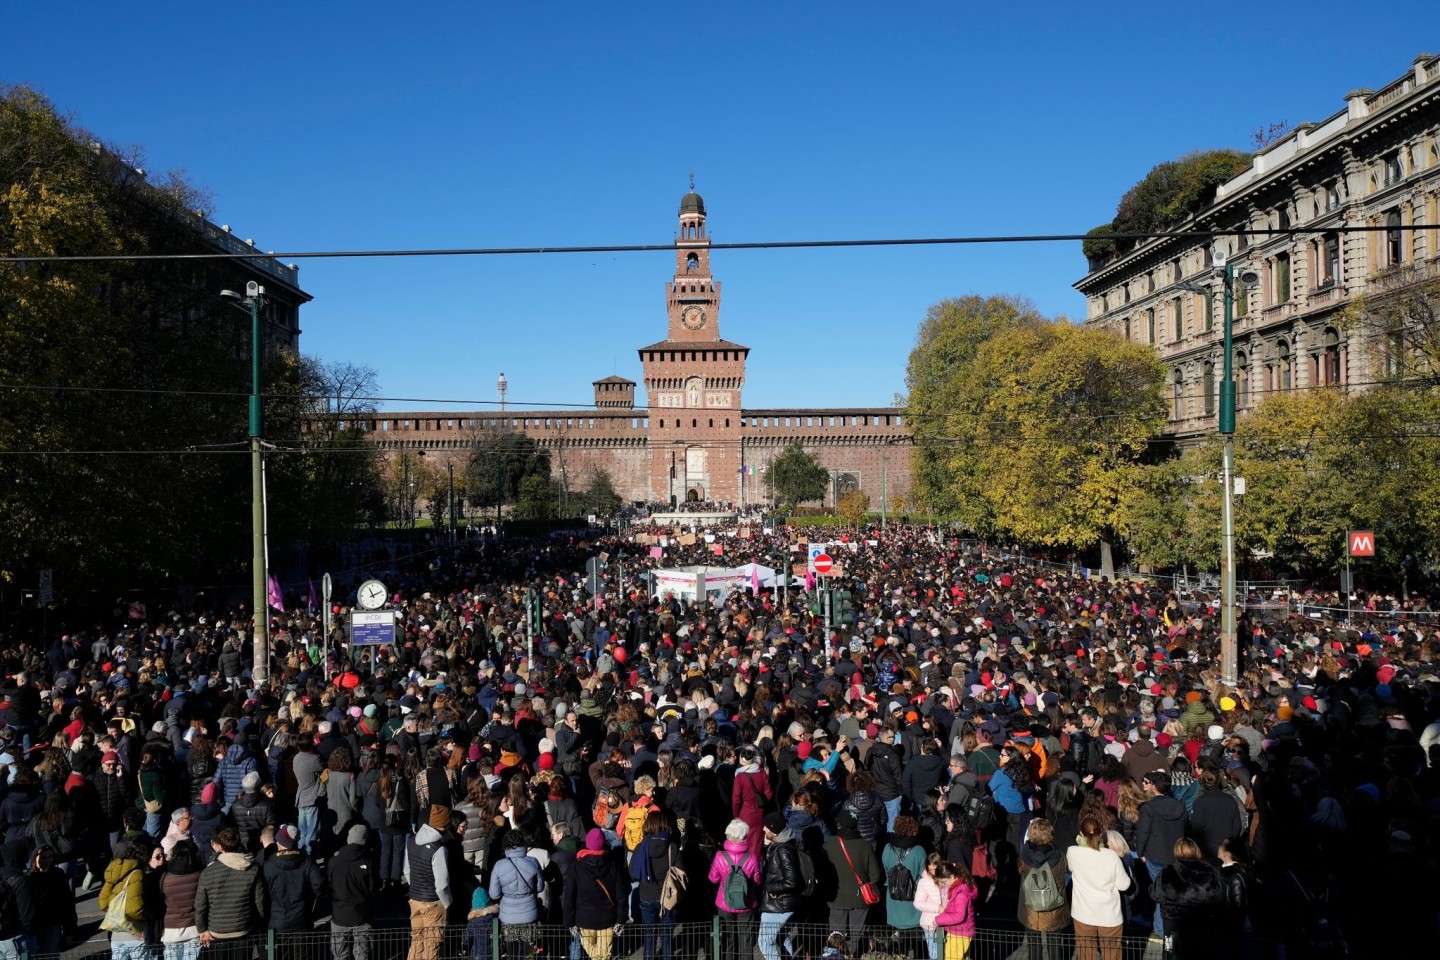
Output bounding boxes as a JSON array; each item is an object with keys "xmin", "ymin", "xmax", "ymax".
[{"xmin": 1348, "ymin": 531, "xmax": 1376, "ymax": 558}]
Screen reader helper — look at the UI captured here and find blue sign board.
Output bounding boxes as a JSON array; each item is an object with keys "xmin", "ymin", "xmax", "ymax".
[{"xmin": 350, "ymin": 611, "xmax": 396, "ymax": 646}]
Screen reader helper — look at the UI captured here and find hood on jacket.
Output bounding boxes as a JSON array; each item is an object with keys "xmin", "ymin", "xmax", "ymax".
[
  {"xmin": 414, "ymin": 824, "xmax": 443, "ymax": 845},
  {"xmin": 269, "ymin": 850, "xmax": 307, "ymax": 871},
  {"xmin": 1148, "ymin": 795, "xmax": 1186, "ymax": 821},
  {"xmin": 1129, "ymin": 740, "xmax": 1156, "ymax": 758},
  {"xmin": 1020, "ymin": 841, "xmax": 1063, "ymax": 869},
  {"xmin": 217, "ymin": 851, "xmax": 254, "ymax": 871},
  {"xmin": 235, "ymin": 790, "xmax": 265, "ymax": 809},
  {"xmin": 224, "ymin": 743, "xmax": 250, "ymax": 764}
]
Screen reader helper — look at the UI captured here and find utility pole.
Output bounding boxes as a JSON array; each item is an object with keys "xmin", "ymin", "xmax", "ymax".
[{"xmin": 222, "ymin": 284, "xmax": 269, "ymax": 684}]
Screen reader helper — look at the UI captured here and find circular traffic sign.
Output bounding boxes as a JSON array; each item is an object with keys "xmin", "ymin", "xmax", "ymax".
[{"xmin": 813, "ymin": 553, "xmax": 834, "ymax": 575}]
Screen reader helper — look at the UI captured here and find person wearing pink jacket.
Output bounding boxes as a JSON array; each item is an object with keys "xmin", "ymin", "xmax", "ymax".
[
  {"xmin": 707, "ymin": 820, "xmax": 762, "ymax": 960},
  {"xmin": 912, "ymin": 853, "xmax": 950, "ymax": 960},
  {"xmin": 934, "ymin": 862, "xmax": 979, "ymax": 960}
]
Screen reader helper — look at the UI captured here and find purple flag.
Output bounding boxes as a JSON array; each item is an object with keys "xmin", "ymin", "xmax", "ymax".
[
  {"xmin": 307, "ymin": 579, "xmax": 318, "ymax": 612},
  {"xmin": 267, "ymin": 574, "xmax": 285, "ymax": 613}
]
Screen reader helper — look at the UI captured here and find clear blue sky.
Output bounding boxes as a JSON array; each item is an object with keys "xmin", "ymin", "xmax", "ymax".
[{"xmin": 6, "ymin": 3, "xmax": 1438, "ymax": 412}]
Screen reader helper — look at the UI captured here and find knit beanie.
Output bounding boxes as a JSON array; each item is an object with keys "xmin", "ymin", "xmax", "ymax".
[{"xmin": 429, "ymin": 805, "xmax": 451, "ymax": 830}]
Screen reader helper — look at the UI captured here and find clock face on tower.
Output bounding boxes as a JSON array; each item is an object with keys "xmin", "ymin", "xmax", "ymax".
[{"xmin": 680, "ymin": 305, "xmax": 707, "ymax": 330}]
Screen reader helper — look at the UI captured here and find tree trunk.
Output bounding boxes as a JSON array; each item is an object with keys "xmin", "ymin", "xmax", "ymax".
[{"xmin": 1099, "ymin": 539, "xmax": 1116, "ymax": 581}]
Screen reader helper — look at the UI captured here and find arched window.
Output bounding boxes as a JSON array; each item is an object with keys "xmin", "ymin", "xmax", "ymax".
[
  {"xmin": 1322, "ymin": 328, "xmax": 1341, "ymax": 385},
  {"xmin": 1386, "ymin": 210, "xmax": 1403, "ymax": 266},
  {"xmin": 686, "ymin": 252, "xmax": 699, "ymax": 272},
  {"xmin": 1203, "ymin": 361, "xmax": 1216, "ymax": 415}
]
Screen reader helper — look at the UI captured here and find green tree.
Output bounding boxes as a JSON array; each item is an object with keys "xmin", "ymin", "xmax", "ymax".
[
  {"xmin": 515, "ymin": 472, "xmax": 558, "ymax": 520},
  {"xmin": 465, "ymin": 430, "xmax": 551, "ymax": 511},
  {"xmin": 265, "ymin": 357, "xmax": 386, "ymax": 541},
  {"xmin": 581, "ymin": 469, "xmax": 622, "ymax": 516},
  {"xmin": 770, "ymin": 443, "xmax": 829, "ymax": 511}
]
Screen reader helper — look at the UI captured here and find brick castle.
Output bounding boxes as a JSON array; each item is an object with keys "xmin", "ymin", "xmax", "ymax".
[{"xmin": 359, "ymin": 190, "xmax": 914, "ymax": 511}]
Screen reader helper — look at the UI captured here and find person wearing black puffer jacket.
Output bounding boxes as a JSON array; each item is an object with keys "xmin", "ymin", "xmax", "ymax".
[
  {"xmin": 1150, "ymin": 838, "xmax": 1224, "ymax": 960},
  {"xmin": 839, "ymin": 771, "xmax": 885, "ymax": 846},
  {"xmin": 758, "ymin": 812, "xmax": 803, "ymax": 960},
  {"xmin": 261, "ymin": 826, "xmax": 324, "ymax": 935},
  {"xmin": 229, "ymin": 774, "xmax": 275, "ymax": 854}
]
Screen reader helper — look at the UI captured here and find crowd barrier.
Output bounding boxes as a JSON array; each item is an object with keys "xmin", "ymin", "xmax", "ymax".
[{"xmin": 49, "ymin": 917, "xmax": 1283, "ymax": 960}]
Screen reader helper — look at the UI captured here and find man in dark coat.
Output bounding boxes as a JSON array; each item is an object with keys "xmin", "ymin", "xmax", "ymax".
[
  {"xmin": 328, "ymin": 824, "xmax": 376, "ymax": 960},
  {"xmin": 261, "ymin": 825, "xmax": 324, "ymax": 934},
  {"xmin": 1135, "ymin": 771, "xmax": 1187, "ymax": 937}
]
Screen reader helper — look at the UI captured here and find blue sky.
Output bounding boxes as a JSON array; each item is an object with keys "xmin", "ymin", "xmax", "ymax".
[{"xmin": 6, "ymin": 3, "xmax": 1438, "ymax": 411}]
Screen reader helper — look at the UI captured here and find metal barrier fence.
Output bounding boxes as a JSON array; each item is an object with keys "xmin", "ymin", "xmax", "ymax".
[{"xmin": 46, "ymin": 919, "xmax": 1230, "ymax": 960}]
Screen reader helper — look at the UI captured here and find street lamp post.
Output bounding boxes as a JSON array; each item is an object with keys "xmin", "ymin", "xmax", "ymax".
[
  {"xmin": 448, "ymin": 460, "xmax": 456, "ymax": 545},
  {"xmin": 1181, "ymin": 262, "xmax": 1241, "ymax": 685},
  {"xmin": 1218, "ymin": 262, "xmax": 1238, "ymax": 686},
  {"xmin": 220, "ymin": 283, "xmax": 269, "ymax": 684}
]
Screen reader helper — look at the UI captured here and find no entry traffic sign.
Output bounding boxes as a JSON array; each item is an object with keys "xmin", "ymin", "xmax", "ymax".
[{"xmin": 813, "ymin": 553, "xmax": 834, "ymax": 575}]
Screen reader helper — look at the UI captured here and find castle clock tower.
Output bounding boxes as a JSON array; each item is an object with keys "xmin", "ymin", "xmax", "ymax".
[{"xmin": 640, "ymin": 187, "xmax": 748, "ymax": 505}]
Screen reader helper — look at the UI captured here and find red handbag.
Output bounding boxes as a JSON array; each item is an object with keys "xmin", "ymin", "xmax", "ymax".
[
  {"xmin": 839, "ymin": 838, "xmax": 881, "ymax": 906},
  {"xmin": 971, "ymin": 840, "xmax": 996, "ymax": 881}
]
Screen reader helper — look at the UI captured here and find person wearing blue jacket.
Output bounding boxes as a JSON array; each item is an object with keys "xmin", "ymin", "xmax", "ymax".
[{"xmin": 987, "ymin": 746, "xmax": 1032, "ymax": 848}]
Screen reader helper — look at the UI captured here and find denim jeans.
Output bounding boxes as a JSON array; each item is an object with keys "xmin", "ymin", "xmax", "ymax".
[
  {"xmin": 883, "ymin": 796, "xmax": 902, "ymax": 833},
  {"xmin": 1145, "ymin": 860, "xmax": 1165, "ymax": 935},
  {"xmin": 145, "ymin": 811, "xmax": 164, "ymax": 837},
  {"xmin": 637, "ymin": 899, "xmax": 672, "ymax": 960},
  {"xmin": 758, "ymin": 911, "xmax": 795, "ymax": 960},
  {"xmin": 111, "ymin": 939, "xmax": 154, "ymax": 960},
  {"xmin": 380, "ymin": 832, "xmax": 406, "ymax": 881},
  {"xmin": 298, "ymin": 805, "xmax": 320, "ymax": 855}
]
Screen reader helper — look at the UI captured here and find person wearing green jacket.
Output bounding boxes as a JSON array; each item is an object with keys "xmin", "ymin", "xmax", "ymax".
[{"xmin": 881, "ymin": 816, "xmax": 928, "ymax": 956}]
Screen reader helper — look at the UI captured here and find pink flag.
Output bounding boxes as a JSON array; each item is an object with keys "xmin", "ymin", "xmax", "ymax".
[
  {"xmin": 267, "ymin": 574, "xmax": 285, "ymax": 613},
  {"xmin": 751, "ymin": 565, "xmax": 761, "ymax": 593},
  {"xmin": 805, "ymin": 569, "xmax": 816, "ymax": 592}
]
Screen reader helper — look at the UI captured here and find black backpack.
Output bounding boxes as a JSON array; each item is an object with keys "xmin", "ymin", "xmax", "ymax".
[
  {"xmin": 886, "ymin": 854, "xmax": 917, "ymax": 901},
  {"xmin": 965, "ymin": 791, "xmax": 996, "ymax": 830}
]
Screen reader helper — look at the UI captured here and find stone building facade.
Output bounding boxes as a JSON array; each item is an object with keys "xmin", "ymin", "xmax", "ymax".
[
  {"xmin": 356, "ymin": 191, "xmax": 914, "ymax": 509},
  {"xmin": 1075, "ymin": 53, "xmax": 1440, "ymax": 445}
]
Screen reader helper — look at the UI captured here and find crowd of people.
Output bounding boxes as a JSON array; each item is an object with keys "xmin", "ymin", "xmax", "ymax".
[{"xmin": 0, "ymin": 524, "xmax": 1436, "ymax": 960}]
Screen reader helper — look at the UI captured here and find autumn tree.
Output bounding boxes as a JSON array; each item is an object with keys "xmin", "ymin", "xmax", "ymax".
[
  {"xmin": 837, "ymin": 489, "xmax": 871, "ymax": 528},
  {"xmin": 907, "ymin": 299, "xmax": 1166, "ymax": 568},
  {"xmin": 903, "ymin": 295, "xmax": 1044, "ymax": 521}
]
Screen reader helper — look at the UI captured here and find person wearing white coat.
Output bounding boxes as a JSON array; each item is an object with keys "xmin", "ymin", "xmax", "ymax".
[{"xmin": 1066, "ymin": 818, "xmax": 1132, "ymax": 960}]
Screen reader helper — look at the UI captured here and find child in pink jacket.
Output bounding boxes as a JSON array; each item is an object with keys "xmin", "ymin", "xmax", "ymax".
[
  {"xmin": 934, "ymin": 863, "xmax": 979, "ymax": 959},
  {"xmin": 912, "ymin": 854, "xmax": 950, "ymax": 960}
]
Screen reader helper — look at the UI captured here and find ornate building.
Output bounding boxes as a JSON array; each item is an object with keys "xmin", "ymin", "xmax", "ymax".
[
  {"xmin": 357, "ymin": 191, "xmax": 914, "ymax": 509},
  {"xmin": 1075, "ymin": 53, "xmax": 1440, "ymax": 445}
]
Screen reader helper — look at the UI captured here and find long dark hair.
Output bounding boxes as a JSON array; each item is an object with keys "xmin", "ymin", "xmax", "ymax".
[{"xmin": 166, "ymin": 839, "xmax": 203, "ymax": 875}]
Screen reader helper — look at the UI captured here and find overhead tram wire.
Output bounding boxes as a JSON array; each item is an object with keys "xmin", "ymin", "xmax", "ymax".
[{"xmin": 2, "ymin": 223, "xmax": 1439, "ymax": 265}]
